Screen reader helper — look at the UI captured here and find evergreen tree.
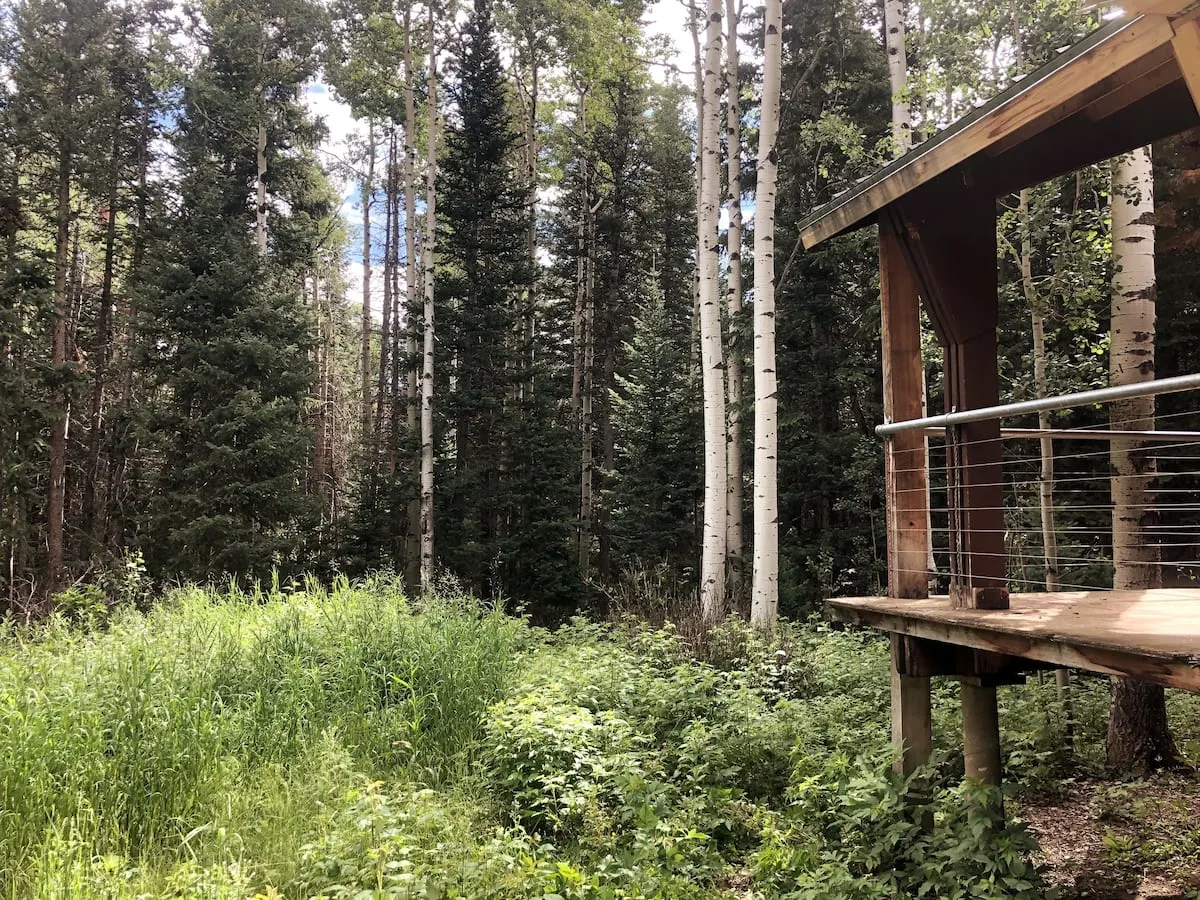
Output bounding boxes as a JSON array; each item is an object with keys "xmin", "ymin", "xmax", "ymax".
[
  {"xmin": 139, "ymin": 0, "xmax": 324, "ymax": 580},
  {"xmin": 436, "ymin": 0, "xmax": 540, "ymax": 598},
  {"xmin": 609, "ymin": 277, "xmax": 701, "ymax": 575}
]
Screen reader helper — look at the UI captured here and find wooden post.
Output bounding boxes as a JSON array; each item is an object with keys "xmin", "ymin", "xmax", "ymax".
[
  {"xmin": 880, "ymin": 215, "xmax": 933, "ymax": 775},
  {"xmin": 961, "ymin": 678, "xmax": 1003, "ymax": 810},
  {"xmin": 896, "ymin": 186, "xmax": 1008, "ymax": 610},
  {"xmin": 891, "ymin": 636, "xmax": 933, "ymax": 775},
  {"xmin": 880, "ymin": 214, "xmax": 931, "ymax": 599}
]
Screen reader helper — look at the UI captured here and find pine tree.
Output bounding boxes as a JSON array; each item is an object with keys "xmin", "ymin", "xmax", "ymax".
[
  {"xmin": 436, "ymin": 0, "xmax": 536, "ymax": 597},
  {"xmin": 139, "ymin": 0, "xmax": 324, "ymax": 580},
  {"xmin": 609, "ymin": 277, "xmax": 702, "ymax": 574}
]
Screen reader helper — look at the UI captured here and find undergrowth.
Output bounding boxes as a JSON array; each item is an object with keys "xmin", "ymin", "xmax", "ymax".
[{"xmin": 1, "ymin": 580, "xmax": 1179, "ymax": 897}]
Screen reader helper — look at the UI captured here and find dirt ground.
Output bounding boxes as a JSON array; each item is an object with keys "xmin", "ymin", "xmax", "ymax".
[{"xmin": 1019, "ymin": 774, "xmax": 1200, "ymax": 899}]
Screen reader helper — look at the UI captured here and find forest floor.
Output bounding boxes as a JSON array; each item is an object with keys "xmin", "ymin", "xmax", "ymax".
[
  {"xmin": 1, "ymin": 578, "xmax": 1198, "ymax": 898},
  {"xmin": 1023, "ymin": 774, "xmax": 1200, "ymax": 898}
]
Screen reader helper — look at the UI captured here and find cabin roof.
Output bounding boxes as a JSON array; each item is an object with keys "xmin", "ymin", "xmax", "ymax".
[{"xmin": 799, "ymin": 6, "xmax": 1200, "ymax": 249}]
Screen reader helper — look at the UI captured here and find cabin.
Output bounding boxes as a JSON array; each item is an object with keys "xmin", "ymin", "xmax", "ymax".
[{"xmin": 798, "ymin": 1, "xmax": 1200, "ymax": 790}]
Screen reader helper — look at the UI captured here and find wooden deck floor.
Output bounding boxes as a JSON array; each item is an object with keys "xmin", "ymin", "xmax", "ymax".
[{"xmin": 827, "ymin": 590, "xmax": 1200, "ymax": 691}]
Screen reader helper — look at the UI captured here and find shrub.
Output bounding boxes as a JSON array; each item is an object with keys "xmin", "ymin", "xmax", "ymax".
[{"xmin": 755, "ymin": 750, "xmax": 1051, "ymax": 899}]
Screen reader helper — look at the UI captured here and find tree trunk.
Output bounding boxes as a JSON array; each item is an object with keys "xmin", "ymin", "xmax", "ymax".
[
  {"xmin": 689, "ymin": 8, "xmax": 704, "ymax": 372},
  {"xmin": 750, "ymin": 0, "xmax": 782, "ymax": 627},
  {"xmin": 47, "ymin": 137, "xmax": 75, "ymax": 596},
  {"xmin": 576, "ymin": 95, "xmax": 594, "ymax": 576},
  {"xmin": 83, "ymin": 121, "xmax": 122, "ymax": 552},
  {"xmin": 419, "ymin": 10, "xmax": 438, "ymax": 590},
  {"xmin": 884, "ymin": 0, "xmax": 911, "ymax": 155},
  {"xmin": 1107, "ymin": 145, "xmax": 1179, "ymax": 772},
  {"xmin": 389, "ymin": 184, "xmax": 403, "ymax": 479},
  {"xmin": 362, "ymin": 120, "xmax": 375, "ymax": 446},
  {"xmin": 725, "ymin": 0, "xmax": 745, "ymax": 603},
  {"xmin": 1019, "ymin": 186, "xmax": 1074, "ymax": 733},
  {"xmin": 313, "ymin": 273, "xmax": 330, "ymax": 512},
  {"xmin": 699, "ymin": 0, "xmax": 727, "ymax": 623},
  {"xmin": 403, "ymin": 11, "xmax": 421, "ymax": 586},
  {"xmin": 377, "ymin": 133, "xmax": 396, "ymax": 460}
]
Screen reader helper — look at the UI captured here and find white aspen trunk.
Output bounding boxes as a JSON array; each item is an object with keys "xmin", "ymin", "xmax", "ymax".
[
  {"xmin": 1110, "ymin": 147, "xmax": 1159, "ymax": 591},
  {"xmin": 403, "ymin": 10, "xmax": 421, "ymax": 584},
  {"xmin": 699, "ymin": 0, "xmax": 727, "ymax": 622},
  {"xmin": 724, "ymin": 0, "xmax": 745, "ymax": 602},
  {"xmin": 361, "ymin": 120, "xmax": 375, "ymax": 443},
  {"xmin": 688, "ymin": 5, "xmax": 704, "ymax": 369},
  {"xmin": 256, "ymin": 122, "xmax": 268, "ymax": 256},
  {"xmin": 750, "ymin": 0, "xmax": 782, "ymax": 626},
  {"xmin": 419, "ymin": 12, "xmax": 439, "ymax": 591},
  {"xmin": 1107, "ymin": 145, "xmax": 1180, "ymax": 771},
  {"xmin": 884, "ymin": 0, "xmax": 911, "ymax": 155}
]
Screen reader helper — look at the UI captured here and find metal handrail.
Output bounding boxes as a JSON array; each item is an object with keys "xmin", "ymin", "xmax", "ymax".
[{"xmin": 877, "ymin": 373, "xmax": 1200, "ymax": 437}]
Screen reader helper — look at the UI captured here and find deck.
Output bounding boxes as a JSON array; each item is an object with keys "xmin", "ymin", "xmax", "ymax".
[{"xmin": 827, "ymin": 590, "xmax": 1200, "ymax": 692}]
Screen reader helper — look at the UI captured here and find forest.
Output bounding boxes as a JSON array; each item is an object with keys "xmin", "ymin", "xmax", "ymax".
[{"xmin": 5, "ymin": 0, "xmax": 1200, "ymax": 895}]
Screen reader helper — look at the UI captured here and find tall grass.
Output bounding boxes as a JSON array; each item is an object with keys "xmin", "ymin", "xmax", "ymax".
[{"xmin": 0, "ymin": 576, "xmax": 524, "ymax": 882}]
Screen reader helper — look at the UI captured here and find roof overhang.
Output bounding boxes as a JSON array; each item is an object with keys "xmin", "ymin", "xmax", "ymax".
[{"xmin": 799, "ymin": 6, "xmax": 1200, "ymax": 249}]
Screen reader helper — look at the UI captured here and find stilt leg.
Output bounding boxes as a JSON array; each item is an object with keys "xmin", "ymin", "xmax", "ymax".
[
  {"xmin": 891, "ymin": 640, "xmax": 932, "ymax": 776},
  {"xmin": 961, "ymin": 679, "xmax": 1002, "ymax": 788}
]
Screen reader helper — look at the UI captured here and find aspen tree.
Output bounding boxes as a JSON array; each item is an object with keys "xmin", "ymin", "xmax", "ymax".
[
  {"xmin": 403, "ymin": 4, "xmax": 421, "ymax": 584},
  {"xmin": 724, "ymin": 0, "xmax": 744, "ymax": 601},
  {"xmin": 419, "ymin": 2, "xmax": 438, "ymax": 589},
  {"xmin": 698, "ymin": 0, "xmax": 726, "ymax": 622},
  {"xmin": 750, "ymin": 0, "xmax": 781, "ymax": 626},
  {"xmin": 1107, "ymin": 146, "xmax": 1181, "ymax": 771}
]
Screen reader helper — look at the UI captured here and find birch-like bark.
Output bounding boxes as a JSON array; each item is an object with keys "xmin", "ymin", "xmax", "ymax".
[
  {"xmin": 361, "ymin": 120, "xmax": 375, "ymax": 445},
  {"xmin": 1107, "ymin": 145, "xmax": 1180, "ymax": 771},
  {"xmin": 403, "ymin": 9, "xmax": 421, "ymax": 584},
  {"xmin": 419, "ymin": 10, "xmax": 439, "ymax": 589},
  {"xmin": 884, "ymin": 0, "xmax": 911, "ymax": 154},
  {"xmin": 688, "ymin": 5, "xmax": 703, "ymax": 369},
  {"xmin": 1110, "ymin": 148, "xmax": 1158, "ymax": 591},
  {"xmin": 750, "ymin": 0, "xmax": 781, "ymax": 626},
  {"xmin": 699, "ymin": 0, "xmax": 727, "ymax": 622},
  {"xmin": 724, "ymin": 0, "xmax": 745, "ymax": 601}
]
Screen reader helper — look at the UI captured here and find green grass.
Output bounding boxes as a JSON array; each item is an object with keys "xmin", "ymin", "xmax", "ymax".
[{"xmin": 1, "ymin": 581, "xmax": 1197, "ymax": 898}]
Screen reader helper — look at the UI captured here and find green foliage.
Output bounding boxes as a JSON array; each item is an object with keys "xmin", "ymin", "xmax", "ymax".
[
  {"xmin": 138, "ymin": 0, "xmax": 329, "ymax": 583},
  {"xmin": 756, "ymin": 754, "xmax": 1050, "ymax": 899},
  {"xmin": 8, "ymin": 585, "xmax": 1163, "ymax": 898},
  {"xmin": 0, "ymin": 577, "xmax": 523, "ymax": 883},
  {"xmin": 608, "ymin": 278, "xmax": 702, "ymax": 575}
]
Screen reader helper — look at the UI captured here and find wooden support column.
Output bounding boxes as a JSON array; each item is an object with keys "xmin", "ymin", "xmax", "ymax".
[
  {"xmin": 961, "ymin": 679, "xmax": 1002, "ymax": 787},
  {"xmin": 896, "ymin": 183, "xmax": 1008, "ymax": 610},
  {"xmin": 880, "ymin": 214, "xmax": 933, "ymax": 775},
  {"xmin": 880, "ymin": 213, "xmax": 931, "ymax": 599}
]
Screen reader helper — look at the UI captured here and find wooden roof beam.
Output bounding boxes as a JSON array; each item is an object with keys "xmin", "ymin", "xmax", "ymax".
[
  {"xmin": 798, "ymin": 15, "xmax": 1177, "ymax": 249},
  {"xmin": 1172, "ymin": 16, "xmax": 1200, "ymax": 111}
]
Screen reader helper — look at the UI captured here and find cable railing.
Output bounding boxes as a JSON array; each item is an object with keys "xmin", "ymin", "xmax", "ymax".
[{"xmin": 884, "ymin": 375, "xmax": 1200, "ymax": 594}]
